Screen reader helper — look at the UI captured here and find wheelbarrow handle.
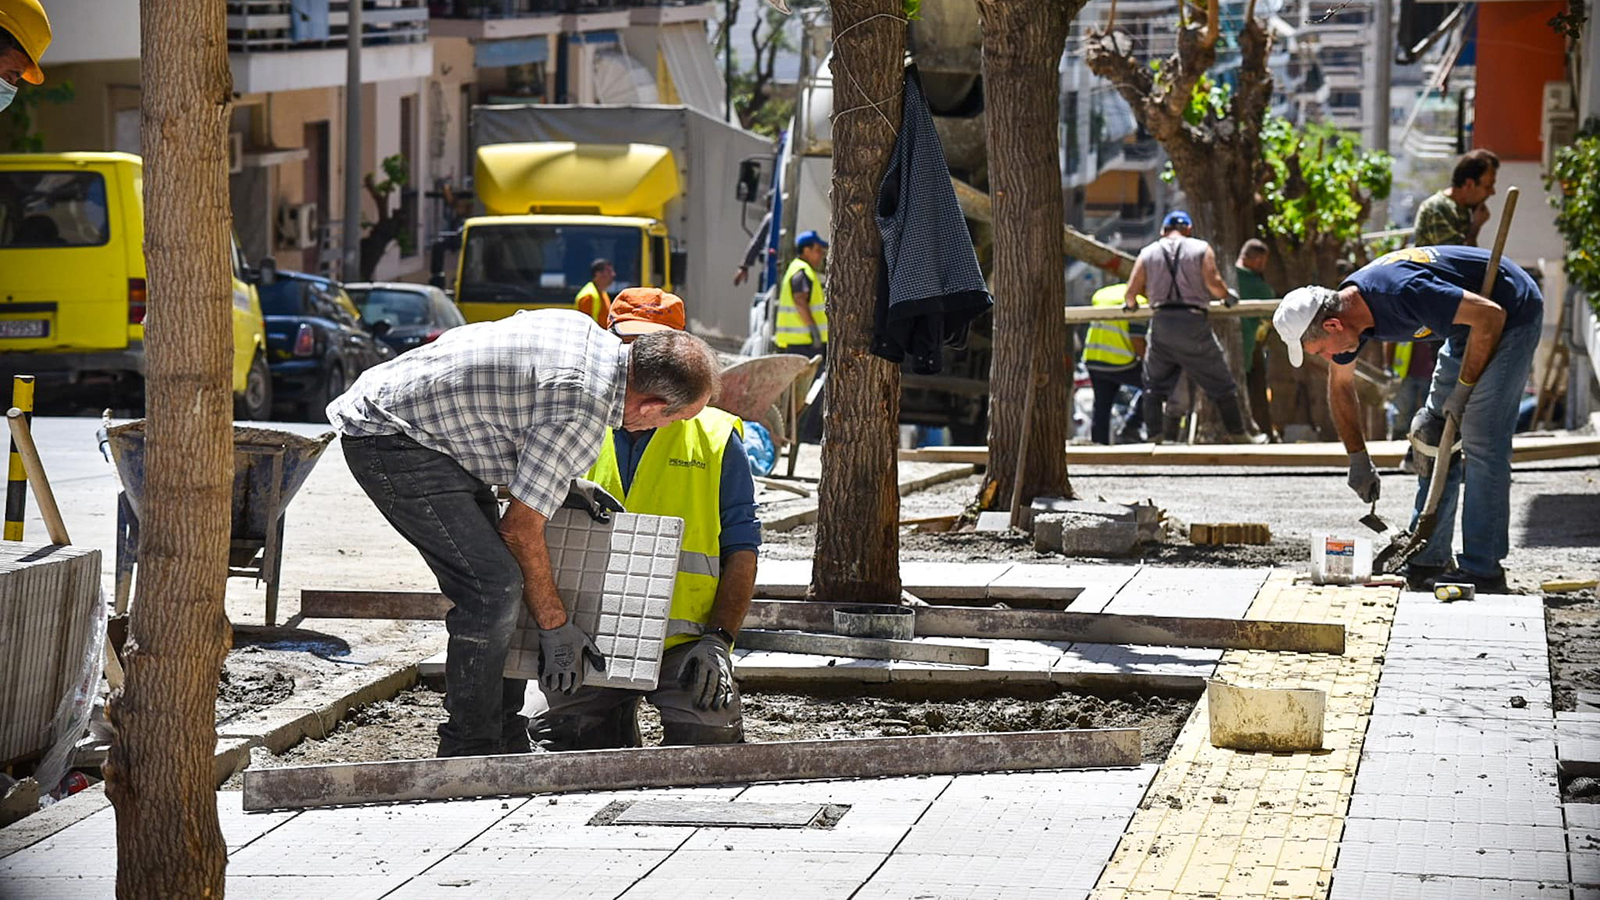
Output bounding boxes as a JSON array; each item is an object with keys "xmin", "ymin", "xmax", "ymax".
[{"xmin": 6, "ymin": 407, "xmax": 70, "ymax": 545}]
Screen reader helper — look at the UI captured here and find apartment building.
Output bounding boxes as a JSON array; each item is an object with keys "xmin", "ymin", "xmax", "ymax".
[{"xmin": 27, "ymin": 0, "xmax": 722, "ymax": 282}]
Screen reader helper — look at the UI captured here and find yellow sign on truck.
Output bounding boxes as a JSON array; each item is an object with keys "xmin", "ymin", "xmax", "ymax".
[{"xmin": 454, "ymin": 142, "xmax": 678, "ymax": 324}]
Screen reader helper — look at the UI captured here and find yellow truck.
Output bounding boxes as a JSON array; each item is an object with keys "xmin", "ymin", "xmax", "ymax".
[
  {"xmin": 453, "ymin": 142, "xmax": 677, "ymax": 324},
  {"xmin": 0, "ymin": 152, "xmax": 273, "ymax": 418}
]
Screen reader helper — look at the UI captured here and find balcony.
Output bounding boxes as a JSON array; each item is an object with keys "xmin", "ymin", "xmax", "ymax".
[{"xmin": 228, "ymin": 1, "xmax": 433, "ymax": 94}]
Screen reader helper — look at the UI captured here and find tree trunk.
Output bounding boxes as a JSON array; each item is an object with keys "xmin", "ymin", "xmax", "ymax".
[
  {"xmin": 810, "ymin": 0, "xmax": 905, "ymax": 603},
  {"xmin": 976, "ymin": 0, "xmax": 1078, "ymax": 506},
  {"xmin": 106, "ymin": 1, "xmax": 235, "ymax": 895}
]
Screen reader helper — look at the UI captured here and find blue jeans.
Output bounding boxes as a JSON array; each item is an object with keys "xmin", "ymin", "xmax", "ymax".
[
  {"xmin": 342, "ymin": 434, "xmax": 529, "ymax": 756},
  {"xmin": 1409, "ymin": 307, "xmax": 1543, "ymax": 576}
]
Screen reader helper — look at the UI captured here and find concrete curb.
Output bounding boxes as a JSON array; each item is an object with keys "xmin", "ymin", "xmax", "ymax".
[
  {"xmin": 0, "ymin": 783, "xmax": 110, "ymax": 860},
  {"xmin": 760, "ymin": 462, "xmax": 975, "ymax": 532}
]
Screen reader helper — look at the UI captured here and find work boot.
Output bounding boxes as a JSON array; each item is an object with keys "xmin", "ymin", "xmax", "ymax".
[
  {"xmin": 1402, "ymin": 562, "xmax": 1449, "ymax": 591},
  {"xmin": 1216, "ymin": 395, "xmax": 1268, "ymax": 444},
  {"xmin": 1421, "ymin": 566, "xmax": 1509, "ymax": 595},
  {"xmin": 1142, "ymin": 393, "xmax": 1167, "ymax": 444}
]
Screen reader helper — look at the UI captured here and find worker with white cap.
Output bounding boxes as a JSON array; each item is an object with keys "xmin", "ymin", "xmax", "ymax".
[
  {"xmin": 1272, "ymin": 245, "xmax": 1543, "ymax": 593},
  {"xmin": 0, "ymin": 0, "xmax": 51, "ymax": 113}
]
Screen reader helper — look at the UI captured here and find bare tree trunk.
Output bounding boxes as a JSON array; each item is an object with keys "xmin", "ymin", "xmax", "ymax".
[
  {"xmin": 811, "ymin": 0, "xmax": 905, "ymax": 603},
  {"xmin": 976, "ymin": 0, "xmax": 1079, "ymax": 505},
  {"xmin": 106, "ymin": 0, "xmax": 235, "ymax": 895}
]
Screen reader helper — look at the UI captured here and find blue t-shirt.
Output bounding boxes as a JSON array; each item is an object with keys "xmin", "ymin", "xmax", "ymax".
[
  {"xmin": 1335, "ymin": 246, "xmax": 1542, "ymax": 364},
  {"xmin": 612, "ymin": 427, "xmax": 762, "ymax": 557}
]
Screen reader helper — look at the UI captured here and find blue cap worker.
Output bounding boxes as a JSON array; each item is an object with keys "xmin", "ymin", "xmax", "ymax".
[
  {"xmin": 0, "ymin": 0, "xmax": 51, "ymax": 113},
  {"xmin": 775, "ymin": 230, "xmax": 829, "ymax": 354},
  {"xmin": 1273, "ymin": 246, "xmax": 1544, "ymax": 594}
]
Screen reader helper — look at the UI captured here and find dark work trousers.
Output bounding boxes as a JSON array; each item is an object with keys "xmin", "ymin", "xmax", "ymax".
[
  {"xmin": 1142, "ymin": 307, "xmax": 1241, "ymax": 423},
  {"xmin": 782, "ymin": 343, "xmax": 827, "ymax": 443},
  {"xmin": 341, "ymin": 434, "xmax": 529, "ymax": 757},
  {"xmin": 1087, "ymin": 365, "xmax": 1144, "ymax": 445}
]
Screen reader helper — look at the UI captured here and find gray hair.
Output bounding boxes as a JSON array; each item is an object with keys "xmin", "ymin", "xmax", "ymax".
[
  {"xmin": 627, "ymin": 330, "xmax": 721, "ymax": 413},
  {"xmin": 1306, "ymin": 286, "xmax": 1347, "ymax": 332}
]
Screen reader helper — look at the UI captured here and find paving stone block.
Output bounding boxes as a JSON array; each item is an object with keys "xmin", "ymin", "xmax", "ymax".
[
  {"xmin": 1558, "ymin": 714, "xmax": 1600, "ymax": 778},
  {"xmin": 505, "ymin": 510, "xmax": 680, "ymax": 691},
  {"xmin": 621, "ymin": 848, "xmax": 886, "ymax": 900},
  {"xmin": 1033, "ymin": 513, "xmax": 1140, "ymax": 558},
  {"xmin": 1329, "ymin": 871, "xmax": 1572, "ymax": 900},
  {"xmin": 227, "ymin": 874, "xmax": 405, "ymax": 900},
  {"xmin": 383, "ymin": 847, "xmax": 672, "ymax": 898}
]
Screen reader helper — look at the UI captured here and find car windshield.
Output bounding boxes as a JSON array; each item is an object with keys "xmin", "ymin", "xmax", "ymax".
[
  {"xmin": 354, "ymin": 289, "xmax": 431, "ymax": 327},
  {"xmin": 257, "ymin": 280, "xmax": 308, "ymax": 316},
  {"xmin": 0, "ymin": 171, "xmax": 111, "ymax": 248},
  {"xmin": 457, "ymin": 223, "xmax": 640, "ymax": 306}
]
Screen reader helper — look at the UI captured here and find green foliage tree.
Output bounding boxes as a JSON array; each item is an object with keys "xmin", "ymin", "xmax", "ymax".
[
  {"xmin": 715, "ymin": 1, "xmax": 796, "ymax": 137},
  {"xmin": 1256, "ymin": 114, "xmax": 1392, "ymax": 287},
  {"xmin": 1548, "ymin": 119, "xmax": 1600, "ymax": 315},
  {"xmin": 358, "ymin": 153, "xmax": 414, "ymax": 280}
]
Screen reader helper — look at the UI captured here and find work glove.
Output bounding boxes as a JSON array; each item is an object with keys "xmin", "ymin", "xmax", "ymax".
[
  {"xmin": 1347, "ymin": 450, "xmax": 1381, "ymax": 503},
  {"xmin": 1441, "ymin": 379, "xmax": 1475, "ymax": 427},
  {"xmin": 1408, "ymin": 407, "xmax": 1462, "ymax": 479},
  {"xmin": 537, "ymin": 621, "xmax": 606, "ymax": 695},
  {"xmin": 679, "ymin": 631, "xmax": 736, "ymax": 711},
  {"xmin": 1223, "ymin": 287, "xmax": 1241, "ymax": 308},
  {"xmin": 562, "ymin": 478, "xmax": 625, "ymax": 523},
  {"xmin": 808, "ymin": 325, "xmax": 823, "ymax": 348}
]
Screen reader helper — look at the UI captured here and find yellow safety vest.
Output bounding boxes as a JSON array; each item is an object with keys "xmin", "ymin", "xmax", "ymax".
[
  {"xmin": 1082, "ymin": 283, "xmax": 1141, "ymax": 369},
  {"xmin": 587, "ymin": 407, "xmax": 743, "ymax": 652},
  {"xmin": 1393, "ymin": 342, "xmax": 1413, "ymax": 380},
  {"xmin": 575, "ymin": 282, "xmax": 609, "ymax": 327},
  {"xmin": 775, "ymin": 257, "xmax": 828, "ymax": 348}
]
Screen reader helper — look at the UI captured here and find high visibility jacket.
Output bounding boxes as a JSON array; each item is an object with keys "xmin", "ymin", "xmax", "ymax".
[
  {"xmin": 1393, "ymin": 341, "xmax": 1413, "ymax": 379},
  {"xmin": 575, "ymin": 282, "xmax": 609, "ymax": 327},
  {"xmin": 775, "ymin": 257, "xmax": 828, "ymax": 348},
  {"xmin": 587, "ymin": 408, "xmax": 743, "ymax": 652},
  {"xmin": 1082, "ymin": 283, "xmax": 1141, "ymax": 370}
]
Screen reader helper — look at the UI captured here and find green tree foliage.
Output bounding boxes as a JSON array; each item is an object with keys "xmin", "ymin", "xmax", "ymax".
[
  {"xmin": 1548, "ymin": 119, "xmax": 1600, "ymax": 314},
  {"xmin": 717, "ymin": 2, "xmax": 796, "ymax": 137},
  {"xmin": 1258, "ymin": 114, "xmax": 1391, "ymax": 248}
]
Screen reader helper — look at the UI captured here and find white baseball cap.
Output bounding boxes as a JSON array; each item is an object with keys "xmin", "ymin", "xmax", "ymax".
[{"xmin": 1273, "ymin": 286, "xmax": 1336, "ymax": 368}]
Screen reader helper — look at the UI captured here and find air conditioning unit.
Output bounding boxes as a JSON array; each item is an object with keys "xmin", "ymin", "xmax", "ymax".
[
  {"xmin": 228, "ymin": 132, "xmax": 244, "ymax": 175},
  {"xmin": 1542, "ymin": 80, "xmax": 1578, "ymax": 173},
  {"xmin": 276, "ymin": 202, "xmax": 319, "ymax": 250}
]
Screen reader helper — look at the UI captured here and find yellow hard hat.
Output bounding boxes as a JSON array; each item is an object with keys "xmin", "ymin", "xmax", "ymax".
[{"xmin": 0, "ymin": 0, "xmax": 51, "ymax": 85}]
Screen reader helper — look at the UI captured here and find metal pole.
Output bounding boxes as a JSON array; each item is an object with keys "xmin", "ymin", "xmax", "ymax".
[
  {"xmin": 724, "ymin": 0, "xmax": 734, "ymax": 122},
  {"xmin": 4, "ymin": 374, "xmax": 33, "ymax": 540},
  {"xmin": 342, "ymin": 0, "xmax": 364, "ymax": 282},
  {"xmin": 778, "ymin": 14, "xmax": 811, "ymax": 267},
  {"xmin": 1373, "ymin": 0, "xmax": 1392, "ymax": 155}
]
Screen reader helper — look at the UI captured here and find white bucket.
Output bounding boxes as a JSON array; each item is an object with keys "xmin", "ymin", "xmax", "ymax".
[{"xmin": 1310, "ymin": 533, "xmax": 1373, "ymax": 585}]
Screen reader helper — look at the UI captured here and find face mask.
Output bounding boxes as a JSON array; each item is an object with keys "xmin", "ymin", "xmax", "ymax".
[{"xmin": 0, "ymin": 79, "xmax": 17, "ymax": 114}]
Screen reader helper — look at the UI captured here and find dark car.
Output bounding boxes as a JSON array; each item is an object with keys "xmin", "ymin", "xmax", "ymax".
[
  {"xmin": 344, "ymin": 282, "xmax": 466, "ymax": 354},
  {"xmin": 257, "ymin": 269, "xmax": 393, "ymax": 420}
]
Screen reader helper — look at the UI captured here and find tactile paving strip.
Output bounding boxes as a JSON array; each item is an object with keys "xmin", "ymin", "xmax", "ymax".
[{"xmin": 503, "ymin": 510, "xmax": 682, "ymax": 691}]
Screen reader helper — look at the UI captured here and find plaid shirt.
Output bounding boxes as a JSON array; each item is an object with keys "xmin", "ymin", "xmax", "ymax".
[{"xmin": 327, "ymin": 309, "xmax": 629, "ymax": 516}]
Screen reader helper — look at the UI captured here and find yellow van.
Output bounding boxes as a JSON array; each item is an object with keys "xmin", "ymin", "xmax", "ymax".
[{"xmin": 0, "ymin": 152, "xmax": 272, "ymax": 418}]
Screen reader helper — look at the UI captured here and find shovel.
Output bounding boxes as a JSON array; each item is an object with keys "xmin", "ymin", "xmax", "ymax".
[
  {"xmin": 1375, "ymin": 186, "xmax": 1518, "ymax": 574},
  {"xmin": 1359, "ymin": 501, "xmax": 1388, "ymax": 534}
]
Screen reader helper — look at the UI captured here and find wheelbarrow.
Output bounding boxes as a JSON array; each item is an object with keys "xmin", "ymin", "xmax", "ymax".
[{"xmin": 103, "ymin": 422, "xmax": 335, "ymax": 626}]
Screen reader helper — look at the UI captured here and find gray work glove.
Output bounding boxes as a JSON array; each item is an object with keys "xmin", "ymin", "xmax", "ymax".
[
  {"xmin": 562, "ymin": 478, "xmax": 624, "ymax": 523},
  {"xmin": 537, "ymin": 621, "xmax": 606, "ymax": 695},
  {"xmin": 1442, "ymin": 379, "xmax": 1474, "ymax": 426},
  {"xmin": 1347, "ymin": 450, "xmax": 1380, "ymax": 503},
  {"xmin": 808, "ymin": 325, "xmax": 823, "ymax": 348},
  {"xmin": 1223, "ymin": 287, "xmax": 1241, "ymax": 308},
  {"xmin": 679, "ymin": 631, "xmax": 735, "ymax": 711},
  {"xmin": 1407, "ymin": 407, "xmax": 1461, "ymax": 479}
]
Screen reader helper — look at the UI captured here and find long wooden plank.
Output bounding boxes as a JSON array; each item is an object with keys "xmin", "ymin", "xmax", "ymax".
[
  {"xmin": 736, "ymin": 629, "xmax": 990, "ymax": 666},
  {"xmin": 899, "ymin": 434, "xmax": 1600, "ymax": 468},
  {"xmin": 297, "ymin": 589, "xmax": 1344, "ymax": 653},
  {"xmin": 242, "ymin": 727, "xmax": 1141, "ymax": 811},
  {"xmin": 1062, "ymin": 299, "xmax": 1280, "ymax": 323}
]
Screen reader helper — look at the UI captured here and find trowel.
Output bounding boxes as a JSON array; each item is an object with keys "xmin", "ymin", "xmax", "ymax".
[{"xmin": 1359, "ymin": 501, "xmax": 1388, "ymax": 534}]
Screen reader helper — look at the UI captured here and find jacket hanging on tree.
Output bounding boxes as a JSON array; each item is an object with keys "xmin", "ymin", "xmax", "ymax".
[{"xmin": 871, "ymin": 65, "xmax": 992, "ymax": 375}]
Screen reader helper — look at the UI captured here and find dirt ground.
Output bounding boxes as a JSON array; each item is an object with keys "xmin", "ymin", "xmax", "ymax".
[{"xmin": 223, "ymin": 683, "xmax": 1194, "ymax": 784}]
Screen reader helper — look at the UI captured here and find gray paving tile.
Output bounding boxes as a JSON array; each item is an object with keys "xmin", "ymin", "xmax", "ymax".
[
  {"xmin": 1335, "ymin": 840, "xmax": 1568, "ymax": 882},
  {"xmin": 1329, "ymin": 870, "xmax": 1572, "ymax": 899},
  {"xmin": 508, "ymin": 511, "xmax": 679, "ymax": 690},
  {"xmin": 1346, "ymin": 793, "xmax": 1565, "ymax": 827},
  {"xmin": 1102, "ymin": 566, "xmax": 1267, "ymax": 618},
  {"xmin": 386, "ymin": 847, "xmax": 673, "ymax": 898},
  {"xmin": 618, "ymin": 848, "xmax": 886, "ymax": 900},
  {"xmin": 675, "ymin": 799, "xmax": 929, "ymax": 854},
  {"xmin": 228, "ymin": 874, "xmax": 408, "ymax": 900},
  {"xmin": 1342, "ymin": 819, "xmax": 1568, "ymax": 853},
  {"xmin": 1362, "ymin": 715, "xmax": 1556, "ymax": 759},
  {"xmin": 0, "ymin": 876, "xmax": 116, "ymax": 899},
  {"xmin": 1568, "ymin": 803, "xmax": 1600, "ymax": 832},
  {"xmin": 1558, "ymin": 715, "xmax": 1600, "ymax": 769},
  {"xmin": 856, "ymin": 851, "xmax": 1106, "ymax": 898},
  {"xmin": 1575, "ymin": 850, "xmax": 1600, "ymax": 887},
  {"xmin": 989, "ymin": 563, "xmax": 1138, "ymax": 607}
]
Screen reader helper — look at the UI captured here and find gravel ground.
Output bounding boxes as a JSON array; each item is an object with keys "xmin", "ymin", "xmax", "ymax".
[{"xmin": 223, "ymin": 683, "xmax": 1194, "ymax": 783}]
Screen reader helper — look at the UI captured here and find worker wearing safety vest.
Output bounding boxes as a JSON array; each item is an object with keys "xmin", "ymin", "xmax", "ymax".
[
  {"xmin": 774, "ymin": 230, "xmax": 828, "ymax": 353},
  {"xmin": 1083, "ymin": 283, "xmax": 1148, "ymax": 445},
  {"xmin": 574, "ymin": 257, "xmax": 614, "ymax": 327},
  {"xmin": 527, "ymin": 288, "xmax": 761, "ymax": 749},
  {"xmin": 1385, "ymin": 339, "xmax": 1437, "ymax": 440}
]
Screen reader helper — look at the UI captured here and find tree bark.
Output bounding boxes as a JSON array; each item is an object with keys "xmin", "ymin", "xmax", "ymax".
[
  {"xmin": 106, "ymin": 1, "xmax": 235, "ymax": 895},
  {"xmin": 976, "ymin": 0, "xmax": 1079, "ymax": 507},
  {"xmin": 810, "ymin": 0, "xmax": 905, "ymax": 603}
]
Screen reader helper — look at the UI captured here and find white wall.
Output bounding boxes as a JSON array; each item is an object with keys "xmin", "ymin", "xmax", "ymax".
[{"xmin": 40, "ymin": 0, "xmax": 140, "ymax": 64}]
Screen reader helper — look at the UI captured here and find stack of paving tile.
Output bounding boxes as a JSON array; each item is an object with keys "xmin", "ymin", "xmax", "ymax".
[
  {"xmin": 503, "ymin": 510, "xmax": 682, "ymax": 691},
  {"xmin": 0, "ymin": 543, "xmax": 102, "ymax": 765}
]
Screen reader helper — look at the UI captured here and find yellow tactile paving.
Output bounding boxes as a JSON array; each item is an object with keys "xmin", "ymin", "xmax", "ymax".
[{"xmin": 1090, "ymin": 570, "xmax": 1399, "ymax": 900}]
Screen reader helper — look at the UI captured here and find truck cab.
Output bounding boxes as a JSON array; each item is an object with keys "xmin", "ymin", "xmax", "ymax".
[{"xmin": 453, "ymin": 142, "xmax": 677, "ymax": 324}]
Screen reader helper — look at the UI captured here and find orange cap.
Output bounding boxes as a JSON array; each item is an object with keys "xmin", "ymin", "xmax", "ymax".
[{"xmin": 607, "ymin": 287, "xmax": 686, "ymax": 336}]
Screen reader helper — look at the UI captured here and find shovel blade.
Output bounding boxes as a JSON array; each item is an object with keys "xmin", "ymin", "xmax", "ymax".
[{"xmin": 1359, "ymin": 513, "xmax": 1388, "ymax": 534}]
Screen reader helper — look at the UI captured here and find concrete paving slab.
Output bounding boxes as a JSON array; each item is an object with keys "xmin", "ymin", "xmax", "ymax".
[
  {"xmin": 1335, "ymin": 840, "xmax": 1569, "ymax": 883},
  {"xmin": 228, "ymin": 874, "xmax": 412, "ymax": 900},
  {"xmin": 1567, "ymin": 803, "xmax": 1600, "ymax": 831},
  {"xmin": 898, "ymin": 561, "xmax": 1017, "ymax": 599},
  {"xmin": 1346, "ymin": 793, "xmax": 1566, "ymax": 827},
  {"xmin": 675, "ymin": 799, "xmax": 929, "ymax": 854},
  {"xmin": 858, "ymin": 850, "xmax": 1110, "ymax": 898},
  {"xmin": 612, "ymin": 800, "xmax": 822, "ymax": 828},
  {"xmin": 1558, "ymin": 714, "xmax": 1600, "ymax": 777},
  {"xmin": 384, "ymin": 847, "xmax": 674, "ymax": 898},
  {"xmin": 1328, "ymin": 870, "xmax": 1570, "ymax": 899},
  {"xmin": 0, "ymin": 876, "xmax": 117, "ymax": 899},
  {"xmin": 989, "ymin": 563, "xmax": 1128, "ymax": 604},
  {"xmin": 618, "ymin": 848, "xmax": 886, "ymax": 900},
  {"xmin": 1103, "ymin": 567, "xmax": 1268, "ymax": 618},
  {"xmin": 753, "ymin": 558, "xmax": 813, "ymax": 599},
  {"xmin": 733, "ymin": 775, "xmax": 954, "ymax": 805}
]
